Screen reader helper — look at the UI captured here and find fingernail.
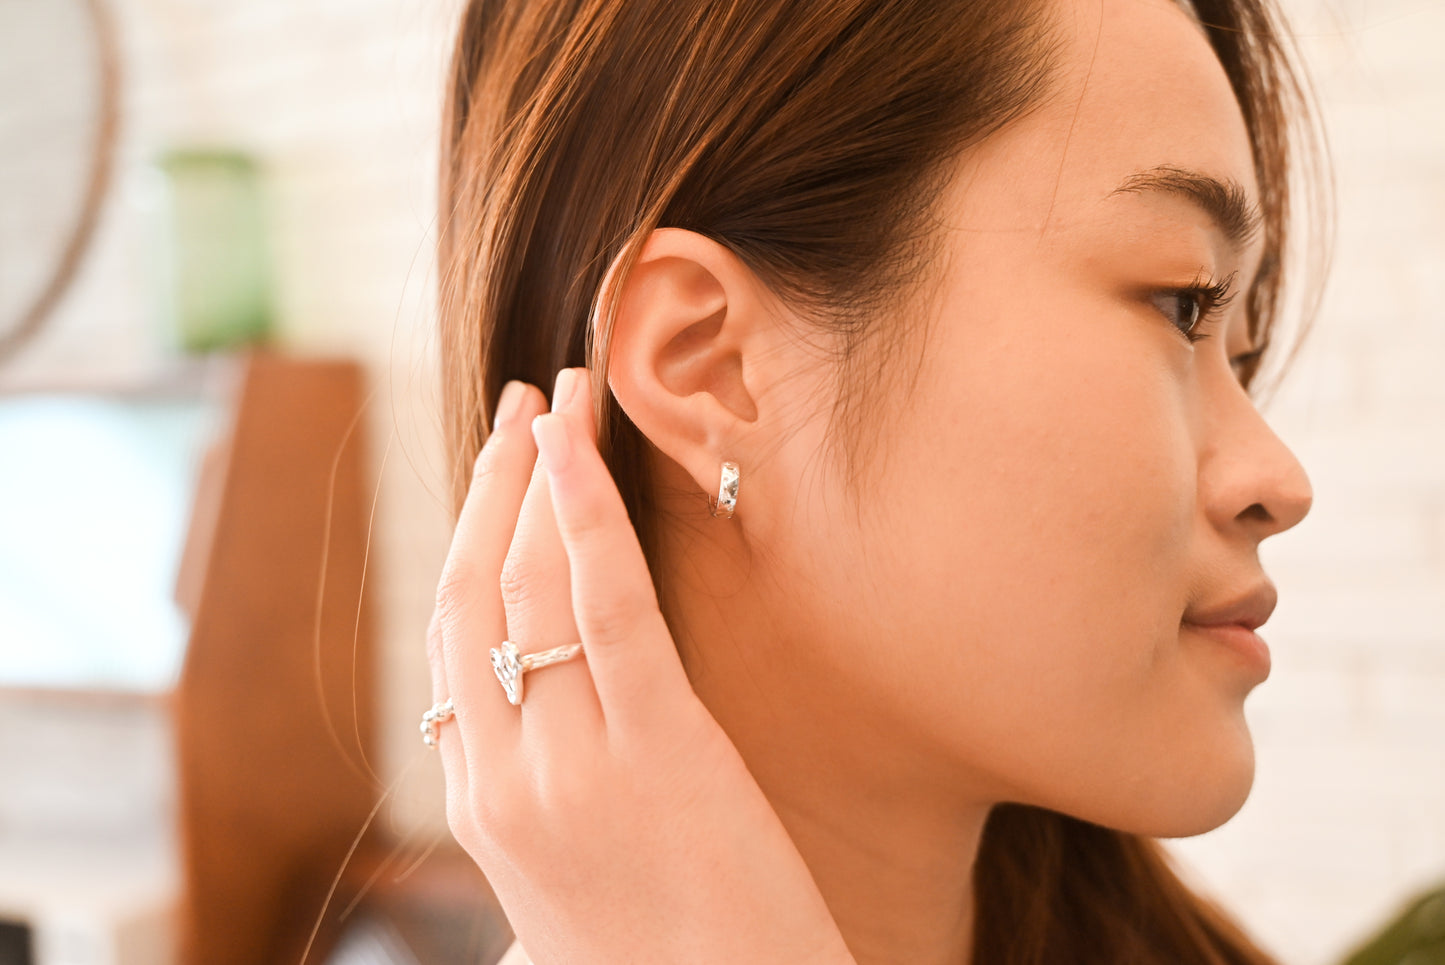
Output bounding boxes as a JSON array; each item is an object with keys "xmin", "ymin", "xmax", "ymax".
[
  {"xmin": 552, "ymin": 368, "xmax": 580, "ymax": 411},
  {"xmin": 532, "ymin": 413, "xmax": 572, "ymax": 472},
  {"xmin": 494, "ymin": 380, "xmax": 526, "ymax": 430}
]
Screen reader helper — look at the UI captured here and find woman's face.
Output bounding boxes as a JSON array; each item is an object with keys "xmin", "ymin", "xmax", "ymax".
[{"xmin": 678, "ymin": 0, "xmax": 1314, "ymax": 837}]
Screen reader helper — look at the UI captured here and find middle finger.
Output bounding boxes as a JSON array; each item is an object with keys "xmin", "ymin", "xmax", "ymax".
[{"xmin": 500, "ymin": 371, "xmax": 604, "ymax": 742}]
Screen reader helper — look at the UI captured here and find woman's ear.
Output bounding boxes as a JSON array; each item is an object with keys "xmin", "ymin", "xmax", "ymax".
[{"xmin": 600, "ymin": 228, "xmax": 782, "ymax": 505}]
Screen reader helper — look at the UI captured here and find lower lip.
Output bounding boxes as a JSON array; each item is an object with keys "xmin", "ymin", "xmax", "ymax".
[{"xmin": 1184, "ymin": 622, "xmax": 1271, "ymax": 677}]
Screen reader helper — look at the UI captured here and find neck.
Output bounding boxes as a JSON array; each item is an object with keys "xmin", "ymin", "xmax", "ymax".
[
  {"xmin": 760, "ymin": 765, "xmax": 987, "ymax": 965},
  {"xmin": 662, "ymin": 550, "xmax": 991, "ymax": 965}
]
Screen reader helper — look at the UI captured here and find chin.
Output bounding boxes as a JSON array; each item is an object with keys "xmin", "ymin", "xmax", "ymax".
[
  {"xmin": 1050, "ymin": 726, "xmax": 1260, "ymax": 840},
  {"xmin": 1133, "ymin": 738, "xmax": 1259, "ymax": 839}
]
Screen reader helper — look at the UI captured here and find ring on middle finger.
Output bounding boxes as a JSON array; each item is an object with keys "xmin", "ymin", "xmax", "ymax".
[{"xmin": 489, "ymin": 640, "xmax": 586, "ymax": 705}]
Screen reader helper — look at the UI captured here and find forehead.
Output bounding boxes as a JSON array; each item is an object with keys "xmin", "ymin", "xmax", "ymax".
[
  {"xmin": 1043, "ymin": 0, "xmax": 1259, "ymax": 227},
  {"xmin": 944, "ymin": 0, "xmax": 1261, "ymax": 261}
]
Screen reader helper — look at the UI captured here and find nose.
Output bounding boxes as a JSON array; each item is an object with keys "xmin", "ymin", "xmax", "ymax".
[{"xmin": 1199, "ymin": 378, "xmax": 1314, "ymax": 542}]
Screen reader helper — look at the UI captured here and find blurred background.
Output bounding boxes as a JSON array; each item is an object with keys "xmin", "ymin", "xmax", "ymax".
[{"xmin": 0, "ymin": 1, "xmax": 1439, "ymax": 963}]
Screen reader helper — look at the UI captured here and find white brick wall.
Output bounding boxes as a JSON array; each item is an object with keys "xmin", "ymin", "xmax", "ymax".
[{"xmin": 2, "ymin": 1, "xmax": 1439, "ymax": 962}]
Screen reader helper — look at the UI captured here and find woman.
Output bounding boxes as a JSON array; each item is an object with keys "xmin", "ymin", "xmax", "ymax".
[{"xmin": 424, "ymin": 0, "xmax": 1326, "ymax": 961}]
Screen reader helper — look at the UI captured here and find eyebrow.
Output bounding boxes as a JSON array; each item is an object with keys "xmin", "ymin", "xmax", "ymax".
[{"xmin": 1108, "ymin": 164, "xmax": 1263, "ymax": 251}]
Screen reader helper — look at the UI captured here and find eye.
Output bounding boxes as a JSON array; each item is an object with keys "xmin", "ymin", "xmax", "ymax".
[
  {"xmin": 1150, "ymin": 268, "xmax": 1239, "ymax": 345},
  {"xmin": 1229, "ymin": 344, "xmax": 1267, "ymax": 384},
  {"xmin": 1153, "ymin": 290, "xmax": 1207, "ymax": 341}
]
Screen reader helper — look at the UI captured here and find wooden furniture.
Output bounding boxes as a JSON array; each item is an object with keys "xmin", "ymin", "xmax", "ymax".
[
  {"xmin": 0, "ymin": 348, "xmax": 393, "ymax": 964},
  {"xmin": 171, "ymin": 348, "xmax": 378, "ymax": 965}
]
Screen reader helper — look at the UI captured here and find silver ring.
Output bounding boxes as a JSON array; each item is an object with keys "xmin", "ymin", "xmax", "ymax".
[
  {"xmin": 490, "ymin": 641, "xmax": 585, "ymax": 705},
  {"xmin": 420, "ymin": 697, "xmax": 454, "ymax": 748}
]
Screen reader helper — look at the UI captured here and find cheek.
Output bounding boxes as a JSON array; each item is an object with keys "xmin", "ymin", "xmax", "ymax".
[
  {"xmin": 842, "ymin": 306, "xmax": 1230, "ymax": 809},
  {"xmin": 881, "ymin": 311, "xmax": 1195, "ymax": 679}
]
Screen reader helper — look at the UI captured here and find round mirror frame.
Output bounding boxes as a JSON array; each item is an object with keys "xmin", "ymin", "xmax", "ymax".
[{"xmin": 0, "ymin": 0, "xmax": 121, "ymax": 365}]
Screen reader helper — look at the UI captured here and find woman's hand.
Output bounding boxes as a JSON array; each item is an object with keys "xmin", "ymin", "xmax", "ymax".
[{"xmin": 425, "ymin": 367, "xmax": 856, "ymax": 965}]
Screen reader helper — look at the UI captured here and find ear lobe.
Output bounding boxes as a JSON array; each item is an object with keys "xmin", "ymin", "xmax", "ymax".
[{"xmin": 601, "ymin": 228, "xmax": 768, "ymax": 500}]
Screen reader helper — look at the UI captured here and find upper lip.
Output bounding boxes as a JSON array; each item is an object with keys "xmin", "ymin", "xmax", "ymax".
[{"xmin": 1184, "ymin": 581, "xmax": 1277, "ymax": 631}]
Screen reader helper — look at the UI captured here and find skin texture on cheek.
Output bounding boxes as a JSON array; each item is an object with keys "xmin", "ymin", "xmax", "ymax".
[{"xmin": 858, "ymin": 263, "xmax": 1208, "ymax": 818}]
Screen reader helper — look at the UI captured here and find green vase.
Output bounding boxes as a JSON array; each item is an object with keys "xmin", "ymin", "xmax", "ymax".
[{"xmin": 153, "ymin": 148, "xmax": 275, "ymax": 353}]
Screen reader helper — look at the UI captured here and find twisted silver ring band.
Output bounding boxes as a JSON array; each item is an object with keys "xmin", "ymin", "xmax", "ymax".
[{"xmin": 420, "ymin": 698, "xmax": 454, "ymax": 747}]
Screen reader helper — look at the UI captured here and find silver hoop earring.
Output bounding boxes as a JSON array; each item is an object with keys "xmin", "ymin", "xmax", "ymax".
[{"xmin": 709, "ymin": 460, "xmax": 740, "ymax": 519}]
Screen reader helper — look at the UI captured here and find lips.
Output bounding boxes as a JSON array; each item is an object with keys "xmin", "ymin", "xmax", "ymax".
[
  {"xmin": 1183, "ymin": 620, "xmax": 1271, "ymax": 678},
  {"xmin": 1183, "ymin": 581, "xmax": 1277, "ymax": 632}
]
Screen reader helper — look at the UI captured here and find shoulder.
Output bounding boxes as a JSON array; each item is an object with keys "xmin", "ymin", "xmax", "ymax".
[{"xmin": 496, "ymin": 940, "xmax": 530, "ymax": 965}]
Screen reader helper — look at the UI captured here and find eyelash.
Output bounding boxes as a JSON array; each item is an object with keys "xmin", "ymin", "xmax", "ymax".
[
  {"xmin": 1164, "ymin": 268, "xmax": 1239, "ymax": 344},
  {"xmin": 1155, "ymin": 269, "xmax": 1268, "ymax": 379}
]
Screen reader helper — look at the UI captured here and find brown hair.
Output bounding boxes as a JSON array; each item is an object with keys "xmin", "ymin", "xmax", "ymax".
[{"xmin": 436, "ymin": 1, "xmax": 1326, "ymax": 962}]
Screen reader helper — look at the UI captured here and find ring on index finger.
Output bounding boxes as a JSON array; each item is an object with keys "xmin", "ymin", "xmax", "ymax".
[{"xmin": 490, "ymin": 640, "xmax": 586, "ymax": 705}]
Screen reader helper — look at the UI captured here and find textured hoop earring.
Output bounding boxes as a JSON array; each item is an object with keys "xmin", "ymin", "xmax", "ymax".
[{"xmin": 709, "ymin": 460, "xmax": 740, "ymax": 519}]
